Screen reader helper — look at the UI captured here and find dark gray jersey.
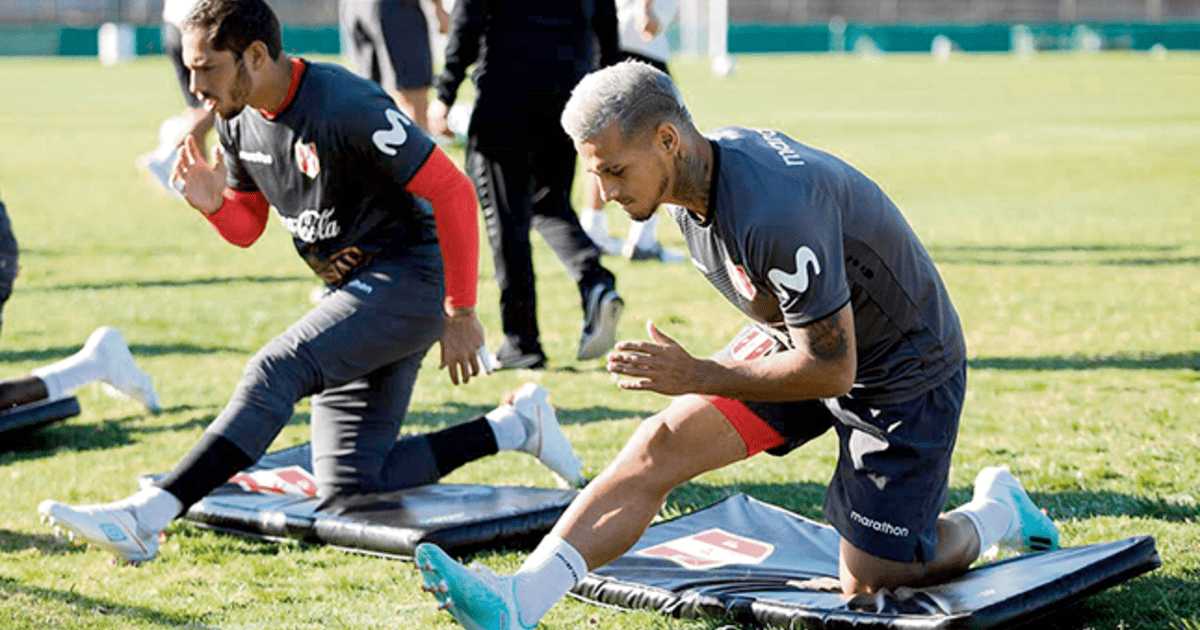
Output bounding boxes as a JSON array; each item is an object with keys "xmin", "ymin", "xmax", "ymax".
[
  {"xmin": 671, "ymin": 127, "xmax": 965, "ymax": 405},
  {"xmin": 218, "ymin": 59, "xmax": 438, "ymax": 271}
]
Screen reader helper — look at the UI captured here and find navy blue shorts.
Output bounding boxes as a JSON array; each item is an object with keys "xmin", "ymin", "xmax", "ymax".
[
  {"xmin": 740, "ymin": 364, "xmax": 967, "ymax": 564},
  {"xmin": 341, "ymin": 0, "xmax": 433, "ymax": 91}
]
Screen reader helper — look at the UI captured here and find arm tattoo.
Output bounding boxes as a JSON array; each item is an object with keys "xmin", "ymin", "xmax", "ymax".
[{"xmin": 807, "ymin": 316, "xmax": 848, "ymax": 363}]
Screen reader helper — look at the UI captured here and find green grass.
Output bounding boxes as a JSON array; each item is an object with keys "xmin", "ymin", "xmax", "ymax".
[{"xmin": 0, "ymin": 50, "xmax": 1197, "ymax": 629}]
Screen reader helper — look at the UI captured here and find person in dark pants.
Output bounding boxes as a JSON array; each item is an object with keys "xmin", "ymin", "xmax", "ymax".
[
  {"xmin": 427, "ymin": 0, "xmax": 624, "ymax": 370},
  {"xmin": 37, "ymin": 0, "xmax": 584, "ymax": 565}
]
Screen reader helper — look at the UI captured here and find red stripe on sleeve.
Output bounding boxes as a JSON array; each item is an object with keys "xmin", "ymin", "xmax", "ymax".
[
  {"xmin": 206, "ymin": 188, "xmax": 270, "ymax": 248},
  {"xmin": 406, "ymin": 146, "xmax": 479, "ymax": 309}
]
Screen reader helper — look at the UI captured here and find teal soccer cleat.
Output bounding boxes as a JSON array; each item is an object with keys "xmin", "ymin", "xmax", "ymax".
[
  {"xmin": 415, "ymin": 543, "xmax": 535, "ymax": 630},
  {"xmin": 973, "ymin": 466, "xmax": 1060, "ymax": 553}
]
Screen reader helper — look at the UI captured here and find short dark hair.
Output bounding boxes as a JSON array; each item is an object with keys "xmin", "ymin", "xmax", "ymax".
[{"xmin": 183, "ymin": 0, "xmax": 282, "ymax": 60}]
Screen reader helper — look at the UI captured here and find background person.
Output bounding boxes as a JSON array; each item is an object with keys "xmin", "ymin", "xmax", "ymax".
[
  {"xmin": 578, "ymin": 0, "xmax": 684, "ymax": 263},
  {"xmin": 427, "ymin": 0, "xmax": 625, "ymax": 370},
  {"xmin": 136, "ymin": 0, "xmax": 217, "ymax": 196},
  {"xmin": 339, "ymin": 0, "xmax": 450, "ymax": 132},
  {"xmin": 414, "ymin": 61, "xmax": 1060, "ymax": 630}
]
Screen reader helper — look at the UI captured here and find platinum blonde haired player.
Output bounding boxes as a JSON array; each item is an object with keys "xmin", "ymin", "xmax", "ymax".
[{"xmin": 414, "ymin": 60, "xmax": 1059, "ymax": 630}]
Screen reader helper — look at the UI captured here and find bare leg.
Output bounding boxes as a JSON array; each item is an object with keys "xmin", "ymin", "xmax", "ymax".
[
  {"xmin": 550, "ymin": 395, "xmax": 748, "ymax": 568},
  {"xmin": 839, "ymin": 512, "xmax": 981, "ymax": 594},
  {"xmin": 0, "ymin": 376, "xmax": 49, "ymax": 409}
]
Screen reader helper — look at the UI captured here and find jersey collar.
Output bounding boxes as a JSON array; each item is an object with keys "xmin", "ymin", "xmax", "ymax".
[
  {"xmin": 260, "ymin": 56, "xmax": 306, "ymax": 120},
  {"xmin": 693, "ymin": 139, "xmax": 721, "ymax": 227}
]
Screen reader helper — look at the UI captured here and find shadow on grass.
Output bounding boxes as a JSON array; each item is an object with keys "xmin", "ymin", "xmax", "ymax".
[
  {"xmin": 970, "ymin": 352, "xmax": 1199, "ymax": 371},
  {"xmin": 931, "ymin": 243, "xmax": 1200, "ymax": 267},
  {"xmin": 0, "ymin": 342, "xmax": 246, "ymax": 365},
  {"xmin": 0, "ymin": 528, "xmax": 83, "ymax": 556},
  {"xmin": 24, "ymin": 274, "xmax": 306, "ymax": 293},
  {"xmin": 0, "ymin": 575, "xmax": 217, "ymax": 629},
  {"xmin": 0, "ymin": 417, "xmax": 137, "ymax": 463}
]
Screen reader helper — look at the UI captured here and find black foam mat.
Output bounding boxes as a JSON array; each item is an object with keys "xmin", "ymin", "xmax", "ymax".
[
  {"xmin": 0, "ymin": 397, "xmax": 81, "ymax": 436},
  {"xmin": 572, "ymin": 493, "xmax": 1160, "ymax": 629},
  {"xmin": 140, "ymin": 443, "xmax": 578, "ymax": 558}
]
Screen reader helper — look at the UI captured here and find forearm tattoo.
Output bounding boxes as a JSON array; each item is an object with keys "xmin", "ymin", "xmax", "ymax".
[{"xmin": 807, "ymin": 316, "xmax": 849, "ymax": 363}]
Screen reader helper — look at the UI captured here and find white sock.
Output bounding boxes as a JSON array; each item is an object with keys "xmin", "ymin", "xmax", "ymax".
[
  {"xmin": 486, "ymin": 406, "xmax": 527, "ymax": 452},
  {"xmin": 949, "ymin": 497, "xmax": 1014, "ymax": 558},
  {"xmin": 627, "ymin": 211, "xmax": 659, "ymax": 250},
  {"xmin": 115, "ymin": 486, "xmax": 183, "ymax": 534},
  {"xmin": 580, "ymin": 208, "xmax": 608, "ymax": 235},
  {"xmin": 513, "ymin": 535, "xmax": 588, "ymax": 627},
  {"xmin": 30, "ymin": 345, "xmax": 102, "ymax": 402}
]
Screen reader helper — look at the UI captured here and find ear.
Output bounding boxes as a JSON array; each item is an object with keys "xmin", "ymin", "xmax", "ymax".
[
  {"xmin": 246, "ymin": 40, "xmax": 270, "ymax": 71},
  {"xmin": 656, "ymin": 122, "xmax": 681, "ymax": 156}
]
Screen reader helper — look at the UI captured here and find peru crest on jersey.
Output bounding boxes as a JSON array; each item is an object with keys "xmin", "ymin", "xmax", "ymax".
[
  {"xmin": 724, "ymin": 255, "xmax": 756, "ymax": 301},
  {"xmin": 294, "ymin": 139, "xmax": 321, "ymax": 179}
]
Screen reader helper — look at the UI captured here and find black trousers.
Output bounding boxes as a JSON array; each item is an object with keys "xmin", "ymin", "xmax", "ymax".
[{"xmin": 466, "ymin": 102, "xmax": 614, "ymax": 353}]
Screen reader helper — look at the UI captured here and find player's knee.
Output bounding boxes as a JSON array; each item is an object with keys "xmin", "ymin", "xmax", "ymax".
[{"xmin": 838, "ymin": 539, "xmax": 927, "ymax": 595}]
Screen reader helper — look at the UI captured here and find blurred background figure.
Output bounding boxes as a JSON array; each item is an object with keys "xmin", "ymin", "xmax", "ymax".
[
  {"xmin": 427, "ymin": 0, "xmax": 625, "ymax": 370},
  {"xmin": 136, "ymin": 0, "xmax": 216, "ymax": 196},
  {"xmin": 340, "ymin": 0, "xmax": 450, "ymax": 132},
  {"xmin": 0, "ymin": 193, "xmax": 17, "ymax": 337},
  {"xmin": 578, "ymin": 0, "xmax": 685, "ymax": 263}
]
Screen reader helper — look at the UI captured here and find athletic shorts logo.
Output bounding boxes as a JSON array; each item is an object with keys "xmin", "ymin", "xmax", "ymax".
[
  {"xmin": 850, "ymin": 510, "xmax": 910, "ymax": 538},
  {"xmin": 638, "ymin": 528, "xmax": 775, "ymax": 570},
  {"xmin": 294, "ymin": 140, "xmax": 320, "ymax": 179},
  {"xmin": 372, "ymin": 108, "xmax": 411, "ymax": 156},
  {"xmin": 767, "ymin": 246, "xmax": 821, "ymax": 299}
]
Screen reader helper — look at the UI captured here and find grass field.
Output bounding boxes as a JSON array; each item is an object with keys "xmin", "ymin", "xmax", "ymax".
[{"xmin": 0, "ymin": 49, "xmax": 1197, "ymax": 629}]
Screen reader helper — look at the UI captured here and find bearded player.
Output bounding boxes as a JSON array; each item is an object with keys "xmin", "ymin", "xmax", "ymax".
[
  {"xmin": 38, "ymin": 0, "xmax": 585, "ymax": 563},
  {"xmin": 414, "ymin": 60, "xmax": 1059, "ymax": 630}
]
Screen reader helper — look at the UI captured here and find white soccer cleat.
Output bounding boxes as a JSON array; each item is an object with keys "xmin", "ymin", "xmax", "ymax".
[
  {"xmin": 85, "ymin": 326, "xmax": 161, "ymax": 412},
  {"xmin": 510, "ymin": 383, "xmax": 585, "ymax": 488},
  {"xmin": 973, "ymin": 466, "xmax": 1059, "ymax": 553},
  {"xmin": 37, "ymin": 499, "xmax": 160, "ymax": 563},
  {"xmin": 582, "ymin": 224, "xmax": 624, "ymax": 256},
  {"xmin": 415, "ymin": 543, "xmax": 535, "ymax": 630}
]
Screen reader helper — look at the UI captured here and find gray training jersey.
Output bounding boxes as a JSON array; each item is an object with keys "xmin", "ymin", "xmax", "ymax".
[
  {"xmin": 671, "ymin": 127, "xmax": 966, "ymax": 405},
  {"xmin": 218, "ymin": 59, "xmax": 438, "ymax": 273}
]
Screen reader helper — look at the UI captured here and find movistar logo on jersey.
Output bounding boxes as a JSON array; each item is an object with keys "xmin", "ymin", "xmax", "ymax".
[
  {"xmin": 282, "ymin": 208, "xmax": 341, "ymax": 243},
  {"xmin": 767, "ymin": 246, "xmax": 821, "ymax": 298},
  {"xmin": 372, "ymin": 108, "xmax": 411, "ymax": 156},
  {"xmin": 757, "ymin": 129, "xmax": 805, "ymax": 166}
]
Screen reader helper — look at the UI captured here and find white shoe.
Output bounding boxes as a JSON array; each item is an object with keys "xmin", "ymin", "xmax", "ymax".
[
  {"xmin": 973, "ymin": 466, "xmax": 1059, "ymax": 553},
  {"xmin": 38, "ymin": 499, "xmax": 160, "ymax": 563},
  {"xmin": 86, "ymin": 327, "xmax": 161, "ymax": 412},
  {"xmin": 577, "ymin": 283, "xmax": 622, "ymax": 361},
  {"xmin": 510, "ymin": 383, "xmax": 585, "ymax": 487},
  {"xmin": 135, "ymin": 146, "xmax": 182, "ymax": 199},
  {"xmin": 416, "ymin": 543, "xmax": 535, "ymax": 630},
  {"xmin": 582, "ymin": 224, "xmax": 624, "ymax": 256}
]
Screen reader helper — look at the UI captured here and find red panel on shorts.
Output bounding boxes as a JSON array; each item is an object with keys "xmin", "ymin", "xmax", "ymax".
[{"xmin": 703, "ymin": 396, "xmax": 786, "ymax": 456}]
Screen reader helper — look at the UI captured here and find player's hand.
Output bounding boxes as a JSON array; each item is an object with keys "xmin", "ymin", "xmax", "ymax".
[
  {"xmin": 607, "ymin": 320, "xmax": 708, "ymax": 396},
  {"xmin": 171, "ymin": 135, "xmax": 226, "ymax": 215},
  {"xmin": 439, "ymin": 305, "xmax": 486, "ymax": 385},
  {"xmin": 426, "ymin": 100, "xmax": 453, "ymax": 139}
]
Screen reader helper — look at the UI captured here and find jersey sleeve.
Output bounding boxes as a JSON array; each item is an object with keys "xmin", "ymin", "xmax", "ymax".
[
  {"xmin": 216, "ymin": 120, "xmax": 259, "ymax": 193},
  {"xmin": 746, "ymin": 190, "xmax": 850, "ymax": 328},
  {"xmin": 343, "ymin": 97, "xmax": 437, "ymax": 188}
]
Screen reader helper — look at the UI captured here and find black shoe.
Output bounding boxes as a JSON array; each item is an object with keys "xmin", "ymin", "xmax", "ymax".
[
  {"xmin": 577, "ymin": 283, "xmax": 623, "ymax": 360},
  {"xmin": 492, "ymin": 340, "xmax": 547, "ymax": 371}
]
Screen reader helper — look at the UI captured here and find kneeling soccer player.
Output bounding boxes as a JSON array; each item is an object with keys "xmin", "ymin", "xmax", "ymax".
[{"xmin": 414, "ymin": 60, "xmax": 1059, "ymax": 630}]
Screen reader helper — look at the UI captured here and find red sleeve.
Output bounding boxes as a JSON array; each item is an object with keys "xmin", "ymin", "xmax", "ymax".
[
  {"xmin": 406, "ymin": 146, "xmax": 479, "ymax": 309},
  {"xmin": 206, "ymin": 188, "xmax": 270, "ymax": 248}
]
